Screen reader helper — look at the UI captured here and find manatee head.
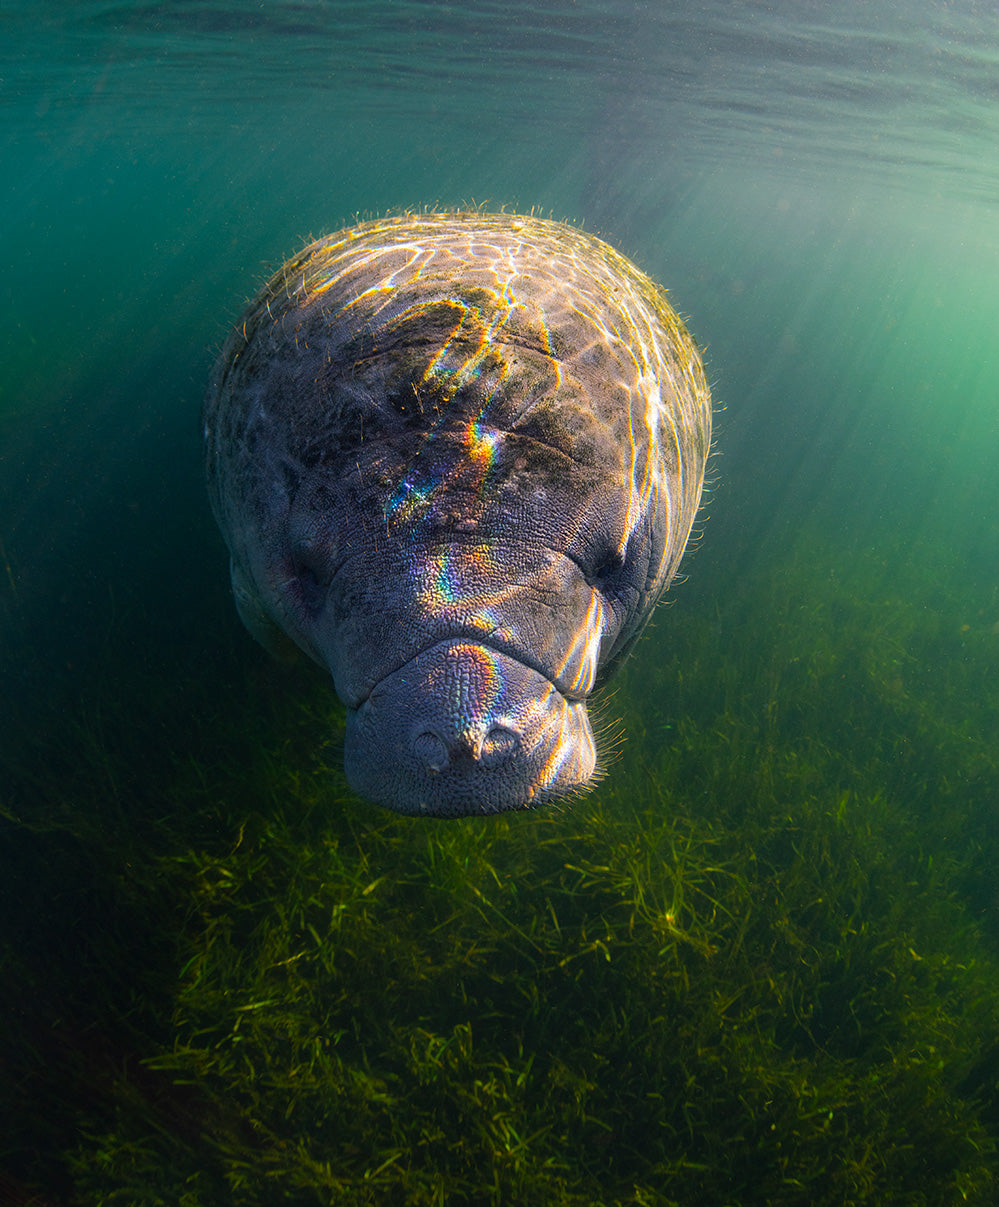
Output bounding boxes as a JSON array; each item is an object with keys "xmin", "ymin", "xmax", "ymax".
[{"xmin": 204, "ymin": 212, "xmax": 711, "ymax": 816}]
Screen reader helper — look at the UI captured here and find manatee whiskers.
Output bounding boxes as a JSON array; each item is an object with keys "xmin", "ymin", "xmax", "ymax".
[{"xmin": 587, "ymin": 691, "xmax": 628, "ymax": 787}]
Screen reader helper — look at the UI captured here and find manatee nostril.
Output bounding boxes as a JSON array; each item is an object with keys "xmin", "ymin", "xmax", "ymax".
[
  {"xmin": 479, "ymin": 725, "xmax": 519, "ymax": 766},
  {"xmin": 413, "ymin": 730, "xmax": 449, "ymax": 773},
  {"xmin": 412, "ymin": 725, "xmax": 518, "ymax": 772}
]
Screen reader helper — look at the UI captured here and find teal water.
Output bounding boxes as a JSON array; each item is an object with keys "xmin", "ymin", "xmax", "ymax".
[{"xmin": 3, "ymin": 3, "xmax": 999, "ymax": 1203}]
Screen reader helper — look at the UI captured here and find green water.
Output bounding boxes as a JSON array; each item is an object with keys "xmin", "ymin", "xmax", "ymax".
[{"xmin": 2, "ymin": 3, "xmax": 999, "ymax": 1203}]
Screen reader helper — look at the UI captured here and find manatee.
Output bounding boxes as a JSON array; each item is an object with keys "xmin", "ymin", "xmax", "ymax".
[{"xmin": 204, "ymin": 212, "xmax": 711, "ymax": 817}]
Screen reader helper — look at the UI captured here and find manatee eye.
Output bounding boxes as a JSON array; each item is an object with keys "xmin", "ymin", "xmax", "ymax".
[
  {"xmin": 289, "ymin": 542, "xmax": 331, "ymax": 616},
  {"xmin": 588, "ymin": 549, "xmax": 626, "ymax": 595}
]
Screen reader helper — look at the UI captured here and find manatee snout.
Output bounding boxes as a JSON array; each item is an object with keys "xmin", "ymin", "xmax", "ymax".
[
  {"xmin": 204, "ymin": 211, "xmax": 711, "ymax": 817},
  {"xmin": 345, "ymin": 640, "xmax": 596, "ymax": 816}
]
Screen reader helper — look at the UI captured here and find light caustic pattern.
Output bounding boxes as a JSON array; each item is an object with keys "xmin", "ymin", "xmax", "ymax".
[
  {"xmin": 414, "ymin": 542, "xmax": 519, "ymax": 658},
  {"xmin": 381, "ymin": 307, "xmax": 508, "ymax": 532},
  {"xmin": 259, "ymin": 212, "xmax": 706, "ymax": 688},
  {"xmin": 264, "ymin": 209, "xmax": 709, "ymax": 585},
  {"xmin": 555, "ymin": 589, "xmax": 609, "ymax": 698}
]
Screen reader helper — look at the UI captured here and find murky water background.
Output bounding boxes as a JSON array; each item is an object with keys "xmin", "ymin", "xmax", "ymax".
[{"xmin": 3, "ymin": 3, "xmax": 999, "ymax": 1202}]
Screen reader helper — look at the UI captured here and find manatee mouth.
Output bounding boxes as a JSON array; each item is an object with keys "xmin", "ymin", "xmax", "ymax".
[{"xmin": 343, "ymin": 639, "xmax": 596, "ymax": 818}]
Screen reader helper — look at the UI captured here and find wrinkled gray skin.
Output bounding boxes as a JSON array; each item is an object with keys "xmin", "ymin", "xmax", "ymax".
[{"xmin": 204, "ymin": 213, "xmax": 711, "ymax": 816}]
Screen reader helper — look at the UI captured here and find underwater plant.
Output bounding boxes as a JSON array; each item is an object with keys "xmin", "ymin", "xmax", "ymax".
[{"xmin": 3, "ymin": 527, "xmax": 999, "ymax": 1205}]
